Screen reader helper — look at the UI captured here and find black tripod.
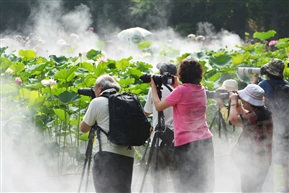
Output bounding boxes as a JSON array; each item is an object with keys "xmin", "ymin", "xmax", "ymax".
[
  {"xmin": 78, "ymin": 123, "xmax": 98, "ymax": 193},
  {"xmin": 139, "ymin": 85, "xmax": 167, "ymax": 193},
  {"xmin": 209, "ymin": 104, "xmax": 235, "ymax": 142}
]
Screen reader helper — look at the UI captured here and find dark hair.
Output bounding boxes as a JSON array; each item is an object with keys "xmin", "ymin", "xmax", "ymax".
[
  {"xmin": 266, "ymin": 72, "xmax": 283, "ymax": 80},
  {"xmin": 178, "ymin": 59, "xmax": 203, "ymax": 84}
]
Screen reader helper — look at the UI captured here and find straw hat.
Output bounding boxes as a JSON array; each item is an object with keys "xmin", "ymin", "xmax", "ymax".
[
  {"xmin": 238, "ymin": 84, "xmax": 264, "ymax": 106},
  {"xmin": 217, "ymin": 79, "xmax": 238, "ymax": 91}
]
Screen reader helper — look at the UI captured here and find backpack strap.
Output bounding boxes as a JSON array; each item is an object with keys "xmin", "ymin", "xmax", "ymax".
[
  {"xmin": 95, "ymin": 91, "xmax": 116, "ymax": 152},
  {"xmin": 100, "ymin": 90, "xmax": 117, "ymax": 98},
  {"xmin": 96, "ymin": 124, "xmax": 108, "ymax": 152}
]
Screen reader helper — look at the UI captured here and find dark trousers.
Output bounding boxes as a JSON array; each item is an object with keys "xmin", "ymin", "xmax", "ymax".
[
  {"xmin": 92, "ymin": 151, "xmax": 134, "ymax": 193},
  {"xmin": 150, "ymin": 143, "xmax": 179, "ymax": 192},
  {"xmin": 174, "ymin": 138, "xmax": 215, "ymax": 193}
]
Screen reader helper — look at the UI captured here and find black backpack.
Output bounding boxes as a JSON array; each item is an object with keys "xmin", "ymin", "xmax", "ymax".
[
  {"xmin": 97, "ymin": 92, "xmax": 151, "ymax": 149},
  {"xmin": 265, "ymin": 80, "xmax": 289, "ymax": 120}
]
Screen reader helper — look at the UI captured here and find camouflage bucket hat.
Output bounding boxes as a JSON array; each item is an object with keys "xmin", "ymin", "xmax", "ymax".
[{"xmin": 263, "ymin": 58, "xmax": 285, "ymax": 78}]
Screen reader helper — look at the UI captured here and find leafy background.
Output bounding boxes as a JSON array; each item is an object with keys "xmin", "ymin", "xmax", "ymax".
[{"xmin": 1, "ymin": 30, "xmax": 289, "ymax": 179}]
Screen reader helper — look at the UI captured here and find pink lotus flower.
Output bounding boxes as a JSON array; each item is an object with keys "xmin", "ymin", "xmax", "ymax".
[
  {"xmin": 15, "ymin": 77, "xmax": 22, "ymax": 85},
  {"xmin": 41, "ymin": 79, "xmax": 57, "ymax": 87},
  {"xmin": 97, "ymin": 56, "xmax": 107, "ymax": 63},
  {"xmin": 287, "ymin": 53, "xmax": 289, "ymax": 58},
  {"xmin": 268, "ymin": 40, "xmax": 277, "ymax": 46}
]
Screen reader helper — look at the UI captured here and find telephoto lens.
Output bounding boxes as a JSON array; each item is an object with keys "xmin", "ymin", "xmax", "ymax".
[
  {"xmin": 139, "ymin": 74, "xmax": 152, "ymax": 83},
  {"xmin": 237, "ymin": 67, "xmax": 261, "ymax": 75},
  {"xmin": 78, "ymin": 87, "xmax": 95, "ymax": 98}
]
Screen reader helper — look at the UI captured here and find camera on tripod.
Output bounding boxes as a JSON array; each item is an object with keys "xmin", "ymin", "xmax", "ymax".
[
  {"xmin": 140, "ymin": 72, "xmax": 175, "ymax": 86},
  {"xmin": 78, "ymin": 87, "xmax": 96, "ymax": 98},
  {"xmin": 206, "ymin": 90, "xmax": 230, "ymax": 100},
  {"xmin": 237, "ymin": 66, "xmax": 266, "ymax": 75},
  {"xmin": 206, "ymin": 90, "xmax": 238, "ymax": 100}
]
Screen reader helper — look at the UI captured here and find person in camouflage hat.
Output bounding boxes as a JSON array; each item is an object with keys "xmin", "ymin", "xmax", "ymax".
[
  {"xmin": 262, "ymin": 58, "xmax": 285, "ymax": 79},
  {"xmin": 252, "ymin": 58, "xmax": 289, "ymax": 192},
  {"xmin": 252, "ymin": 58, "xmax": 286, "ymax": 99}
]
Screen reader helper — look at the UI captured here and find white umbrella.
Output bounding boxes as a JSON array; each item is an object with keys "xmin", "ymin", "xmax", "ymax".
[{"xmin": 117, "ymin": 27, "xmax": 152, "ymax": 43}]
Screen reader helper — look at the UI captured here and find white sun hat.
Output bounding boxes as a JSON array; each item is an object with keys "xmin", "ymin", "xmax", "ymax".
[{"xmin": 237, "ymin": 84, "xmax": 265, "ymax": 106}]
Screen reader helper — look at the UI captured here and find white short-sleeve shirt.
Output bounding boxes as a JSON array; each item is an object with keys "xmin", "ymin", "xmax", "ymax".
[
  {"xmin": 144, "ymin": 85, "xmax": 174, "ymax": 130},
  {"xmin": 83, "ymin": 89, "xmax": 135, "ymax": 158}
]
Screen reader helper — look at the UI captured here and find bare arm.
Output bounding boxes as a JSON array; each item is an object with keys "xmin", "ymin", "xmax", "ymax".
[
  {"xmin": 150, "ymin": 77, "xmax": 171, "ymax": 111},
  {"xmin": 80, "ymin": 121, "xmax": 91, "ymax": 133},
  {"xmin": 145, "ymin": 112, "xmax": 151, "ymax": 117},
  {"xmin": 228, "ymin": 94, "xmax": 246, "ymax": 127}
]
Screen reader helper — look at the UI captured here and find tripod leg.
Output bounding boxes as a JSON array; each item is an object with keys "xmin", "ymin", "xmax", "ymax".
[
  {"xmin": 153, "ymin": 136, "xmax": 161, "ymax": 193},
  {"xmin": 84, "ymin": 155, "xmax": 92, "ymax": 192},
  {"xmin": 141, "ymin": 138, "xmax": 151, "ymax": 166},
  {"xmin": 218, "ymin": 110, "xmax": 229, "ymax": 142},
  {"xmin": 78, "ymin": 157, "xmax": 88, "ymax": 193},
  {"xmin": 209, "ymin": 111, "xmax": 218, "ymax": 131},
  {"xmin": 139, "ymin": 133, "xmax": 158, "ymax": 193},
  {"xmin": 78, "ymin": 134, "xmax": 94, "ymax": 193}
]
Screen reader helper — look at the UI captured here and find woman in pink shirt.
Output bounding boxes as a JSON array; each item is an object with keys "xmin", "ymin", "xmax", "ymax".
[{"xmin": 150, "ymin": 58, "xmax": 215, "ymax": 192}]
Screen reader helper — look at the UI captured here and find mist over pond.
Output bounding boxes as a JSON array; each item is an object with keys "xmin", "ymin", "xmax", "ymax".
[{"xmin": 1, "ymin": 1, "xmax": 287, "ymax": 192}]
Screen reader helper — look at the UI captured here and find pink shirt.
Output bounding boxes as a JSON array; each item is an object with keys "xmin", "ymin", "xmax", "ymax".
[{"xmin": 165, "ymin": 83, "xmax": 213, "ymax": 146}]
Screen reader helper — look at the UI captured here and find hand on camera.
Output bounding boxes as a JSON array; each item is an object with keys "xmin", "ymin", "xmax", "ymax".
[
  {"xmin": 216, "ymin": 98, "xmax": 225, "ymax": 109},
  {"xmin": 251, "ymin": 74, "xmax": 259, "ymax": 84},
  {"xmin": 150, "ymin": 77, "xmax": 156, "ymax": 89},
  {"xmin": 229, "ymin": 92, "xmax": 239, "ymax": 102}
]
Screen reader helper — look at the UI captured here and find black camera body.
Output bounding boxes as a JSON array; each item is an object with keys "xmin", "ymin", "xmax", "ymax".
[
  {"xmin": 140, "ymin": 72, "xmax": 175, "ymax": 86},
  {"xmin": 78, "ymin": 87, "xmax": 96, "ymax": 98}
]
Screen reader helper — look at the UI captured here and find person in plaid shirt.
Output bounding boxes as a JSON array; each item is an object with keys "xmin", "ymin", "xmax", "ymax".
[{"xmin": 229, "ymin": 84, "xmax": 273, "ymax": 192}]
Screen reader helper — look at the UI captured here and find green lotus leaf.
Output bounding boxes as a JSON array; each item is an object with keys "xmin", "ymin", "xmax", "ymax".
[
  {"xmin": 79, "ymin": 62, "xmax": 95, "ymax": 72},
  {"xmin": 59, "ymin": 91, "xmax": 79, "ymax": 104},
  {"xmin": 54, "ymin": 66, "xmax": 77, "ymax": 82},
  {"xmin": 275, "ymin": 38, "xmax": 289, "ymax": 49},
  {"xmin": 9, "ymin": 62, "xmax": 25, "ymax": 74},
  {"xmin": 128, "ymin": 67, "xmax": 143, "ymax": 77},
  {"xmin": 49, "ymin": 55, "xmax": 68, "ymax": 64},
  {"xmin": 26, "ymin": 63, "xmax": 47, "ymax": 75},
  {"xmin": 19, "ymin": 49, "xmax": 37, "ymax": 60},
  {"xmin": 116, "ymin": 57, "xmax": 133, "ymax": 69},
  {"xmin": 119, "ymin": 78, "xmax": 135, "ymax": 86},
  {"xmin": 0, "ymin": 57, "xmax": 12, "ymax": 71},
  {"xmin": 253, "ymin": 30, "xmax": 276, "ymax": 41},
  {"xmin": 209, "ymin": 52, "xmax": 231, "ymax": 66},
  {"xmin": 231, "ymin": 52, "xmax": 250, "ymax": 65},
  {"xmin": 86, "ymin": 49, "xmax": 102, "ymax": 60},
  {"xmin": 107, "ymin": 61, "xmax": 116, "ymax": 69},
  {"xmin": 54, "ymin": 108, "xmax": 69, "ymax": 121},
  {"xmin": 0, "ymin": 47, "xmax": 8, "ymax": 56}
]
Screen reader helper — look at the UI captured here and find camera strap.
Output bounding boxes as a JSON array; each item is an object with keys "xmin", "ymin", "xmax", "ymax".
[{"xmin": 163, "ymin": 84, "xmax": 173, "ymax": 92}]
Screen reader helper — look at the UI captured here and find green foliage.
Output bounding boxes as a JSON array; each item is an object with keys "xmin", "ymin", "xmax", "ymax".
[
  {"xmin": 1, "ymin": 30, "xmax": 289, "ymax": 174},
  {"xmin": 253, "ymin": 30, "xmax": 276, "ymax": 41}
]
